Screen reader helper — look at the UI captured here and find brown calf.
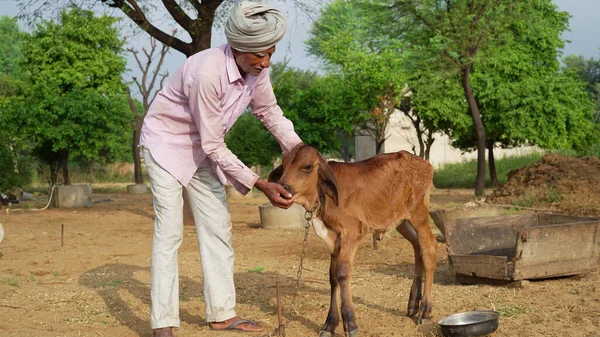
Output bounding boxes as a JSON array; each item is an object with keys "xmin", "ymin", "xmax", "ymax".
[{"xmin": 269, "ymin": 144, "xmax": 437, "ymax": 337}]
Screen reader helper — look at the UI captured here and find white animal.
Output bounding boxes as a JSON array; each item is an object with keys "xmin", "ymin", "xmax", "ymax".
[{"xmin": 0, "ymin": 221, "xmax": 4, "ymax": 245}]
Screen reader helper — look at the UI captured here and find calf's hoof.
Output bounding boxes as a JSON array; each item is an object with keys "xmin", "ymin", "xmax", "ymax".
[
  {"xmin": 418, "ymin": 317, "xmax": 431, "ymax": 325},
  {"xmin": 319, "ymin": 331, "xmax": 334, "ymax": 337},
  {"xmin": 347, "ymin": 328, "xmax": 359, "ymax": 337},
  {"xmin": 407, "ymin": 305, "xmax": 419, "ymax": 318}
]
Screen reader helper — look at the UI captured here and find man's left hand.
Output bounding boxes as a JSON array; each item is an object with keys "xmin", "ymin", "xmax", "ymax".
[{"xmin": 254, "ymin": 179, "xmax": 295, "ymax": 209}]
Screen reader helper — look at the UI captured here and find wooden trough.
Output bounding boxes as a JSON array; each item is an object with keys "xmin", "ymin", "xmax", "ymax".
[{"xmin": 445, "ymin": 213, "xmax": 600, "ymax": 284}]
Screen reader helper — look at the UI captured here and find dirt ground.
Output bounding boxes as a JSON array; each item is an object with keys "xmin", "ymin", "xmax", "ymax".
[
  {"xmin": 489, "ymin": 154, "xmax": 600, "ymax": 217},
  {"xmin": 0, "ymin": 186, "xmax": 599, "ymax": 337}
]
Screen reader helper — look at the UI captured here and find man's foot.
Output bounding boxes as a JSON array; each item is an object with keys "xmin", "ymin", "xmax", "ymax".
[
  {"xmin": 209, "ymin": 316, "xmax": 265, "ymax": 332},
  {"xmin": 153, "ymin": 327, "xmax": 175, "ymax": 337}
]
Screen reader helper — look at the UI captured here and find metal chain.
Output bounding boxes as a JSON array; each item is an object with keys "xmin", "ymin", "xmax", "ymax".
[{"xmin": 257, "ymin": 202, "xmax": 316, "ymax": 337}]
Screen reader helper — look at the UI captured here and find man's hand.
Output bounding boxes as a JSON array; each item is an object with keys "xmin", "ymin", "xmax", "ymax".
[{"xmin": 254, "ymin": 179, "xmax": 294, "ymax": 209}]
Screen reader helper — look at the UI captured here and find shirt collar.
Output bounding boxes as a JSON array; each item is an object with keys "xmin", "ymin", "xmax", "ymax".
[{"xmin": 225, "ymin": 44, "xmax": 243, "ymax": 84}]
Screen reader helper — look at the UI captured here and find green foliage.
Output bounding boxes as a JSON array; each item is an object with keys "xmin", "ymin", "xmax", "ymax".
[
  {"xmin": 563, "ymin": 54, "xmax": 600, "ymax": 98},
  {"xmin": 18, "ymin": 8, "xmax": 132, "ymax": 184},
  {"xmin": 446, "ymin": 1, "xmax": 598, "ymax": 154},
  {"xmin": 227, "ymin": 62, "xmax": 352, "ymax": 165},
  {"xmin": 433, "ymin": 152, "xmax": 544, "ymax": 189},
  {"xmin": 0, "ymin": 20, "xmax": 33, "ymax": 191},
  {"xmin": 0, "ymin": 16, "xmax": 23, "ymax": 77},
  {"xmin": 101, "ymin": 278, "xmax": 122, "ymax": 287},
  {"xmin": 545, "ymin": 186, "xmax": 563, "ymax": 203},
  {"xmin": 225, "ymin": 112, "xmax": 281, "ymax": 168},
  {"xmin": 283, "ymin": 75, "xmax": 354, "ymax": 154},
  {"xmin": 5, "ymin": 278, "xmax": 19, "ymax": 287},
  {"xmin": 270, "ymin": 62, "xmax": 349, "ymax": 155},
  {"xmin": 307, "ymin": 0, "xmax": 409, "ymax": 151},
  {"xmin": 246, "ymin": 266, "xmax": 264, "ymax": 273},
  {"xmin": 496, "ymin": 305, "xmax": 527, "ymax": 318},
  {"xmin": 270, "ymin": 61, "xmax": 316, "ymax": 109},
  {"xmin": 562, "ymin": 54, "xmax": 600, "ymax": 128},
  {"xmin": 0, "ymin": 145, "xmax": 20, "ymax": 192}
]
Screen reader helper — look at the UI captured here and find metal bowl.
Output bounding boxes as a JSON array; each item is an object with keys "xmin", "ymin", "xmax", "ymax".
[{"xmin": 438, "ymin": 310, "xmax": 500, "ymax": 337}]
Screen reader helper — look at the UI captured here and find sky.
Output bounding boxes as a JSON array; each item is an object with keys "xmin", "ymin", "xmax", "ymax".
[{"xmin": 1, "ymin": 0, "xmax": 599, "ymax": 96}]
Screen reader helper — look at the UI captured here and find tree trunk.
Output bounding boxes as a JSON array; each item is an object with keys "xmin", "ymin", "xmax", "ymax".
[
  {"xmin": 425, "ymin": 133, "xmax": 435, "ymax": 161},
  {"xmin": 411, "ymin": 115, "xmax": 425, "ymax": 158},
  {"xmin": 133, "ymin": 116, "xmax": 144, "ymax": 184},
  {"xmin": 108, "ymin": 0, "xmax": 220, "ymax": 58},
  {"xmin": 49, "ymin": 161, "xmax": 59, "ymax": 186},
  {"xmin": 461, "ymin": 64, "xmax": 486, "ymax": 196},
  {"xmin": 62, "ymin": 150, "xmax": 70, "ymax": 185},
  {"xmin": 488, "ymin": 139, "xmax": 498, "ymax": 187},
  {"xmin": 342, "ymin": 143, "xmax": 350, "ymax": 162},
  {"xmin": 375, "ymin": 139, "xmax": 384, "ymax": 155},
  {"xmin": 127, "ymin": 90, "xmax": 145, "ymax": 185}
]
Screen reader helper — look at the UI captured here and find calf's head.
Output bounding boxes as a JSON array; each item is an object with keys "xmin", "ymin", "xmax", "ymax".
[{"xmin": 268, "ymin": 144, "xmax": 338, "ymax": 210}]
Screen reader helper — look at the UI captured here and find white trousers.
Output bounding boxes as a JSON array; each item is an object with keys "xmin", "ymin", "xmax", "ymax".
[{"xmin": 144, "ymin": 147, "xmax": 237, "ymax": 329}]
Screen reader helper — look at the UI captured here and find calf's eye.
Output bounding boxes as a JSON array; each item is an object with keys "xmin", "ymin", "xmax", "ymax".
[{"xmin": 301, "ymin": 165, "xmax": 313, "ymax": 173}]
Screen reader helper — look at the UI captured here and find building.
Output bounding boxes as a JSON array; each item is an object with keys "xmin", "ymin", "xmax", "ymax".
[{"xmin": 355, "ymin": 110, "xmax": 540, "ymax": 167}]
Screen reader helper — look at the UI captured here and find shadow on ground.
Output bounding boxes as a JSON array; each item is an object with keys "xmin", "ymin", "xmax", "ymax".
[{"xmin": 78, "ymin": 262, "xmax": 433, "ymax": 336}]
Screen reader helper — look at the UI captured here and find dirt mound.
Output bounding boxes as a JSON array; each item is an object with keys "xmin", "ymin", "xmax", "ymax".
[{"xmin": 489, "ymin": 153, "xmax": 600, "ymax": 216}]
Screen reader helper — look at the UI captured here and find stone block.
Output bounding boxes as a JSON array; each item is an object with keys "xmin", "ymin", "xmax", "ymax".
[
  {"xmin": 51, "ymin": 184, "xmax": 92, "ymax": 208},
  {"xmin": 127, "ymin": 183, "xmax": 148, "ymax": 194},
  {"xmin": 259, "ymin": 203, "xmax": 307, "ymax": 230}
]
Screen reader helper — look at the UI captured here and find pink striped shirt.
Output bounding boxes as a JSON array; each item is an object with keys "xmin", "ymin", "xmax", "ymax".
[{"xmin": 140, "ymin": 44, "xmax": 302, "ymax": 195}]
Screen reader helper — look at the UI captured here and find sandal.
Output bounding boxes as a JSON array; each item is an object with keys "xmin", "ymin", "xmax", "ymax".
[{"xmin": 210, "ymin": 319, "xmax": 265, "ymax": 333}]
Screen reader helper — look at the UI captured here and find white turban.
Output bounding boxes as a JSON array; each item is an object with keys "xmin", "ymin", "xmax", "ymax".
[{"xmin": 225, "ymin": 1, "xmax": 287, "ymax": 52}]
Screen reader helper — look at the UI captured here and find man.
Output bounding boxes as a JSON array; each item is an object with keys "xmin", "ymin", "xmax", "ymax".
[{"xmin": 140, "ymin": 2, "xmax": 302, "ymax": 336}]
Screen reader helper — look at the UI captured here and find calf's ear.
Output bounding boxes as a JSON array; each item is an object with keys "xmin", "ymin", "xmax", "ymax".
[
  {"xmin": 318, "ymin": 157, "xmax": 339, "ymax": 206},
  {"xmin": 268, "ymin": 165, "xmax": 283, "ymax": 183}
]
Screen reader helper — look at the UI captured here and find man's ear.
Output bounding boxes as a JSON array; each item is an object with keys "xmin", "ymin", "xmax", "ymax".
[
  {"xmin": 268, "ymin": 164, "xmax": 283, "ymax": 183},
  {"xmin": 318, "ymin": 156, "xmax": 338, "ymax": 206}
]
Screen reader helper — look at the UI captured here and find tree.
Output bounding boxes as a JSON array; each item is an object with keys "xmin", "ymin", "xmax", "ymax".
[
  {"xmin": 127, "ymin": 36, "xmax": 170, "ymax": 184},
  {"xmin": 270, "ymin": 62, "xmax": 348, "ymax": 156},
  {"xmin": 446, "ymin": 2, "xmax": 596, "ymax": 185},
  {"xmin": 16, "ymin": 0, "xmax": 315, "ymax": 59},
  {"xmin": 15, "ymin": 0, "xmax": 230, "ymax": 57},
  {"xmin": 394, "ymin": 0, "xmax": 523, "ymax": 195},
  {"xmin": 284, "ymin": 74, "xmax": 354, "ymax": 156},
  {"xmin": 396, "ymin": 75, "xmax": 466, "ymax": 160},
  {"xmin": 0, "ymin": 16, "xmax": 29, "ymax": 191},
  {"xmin": 0, "ymin": 16, "xmax": 22, "ymax": 77},
  {"xmin": 19, "ymin": 8, "xmax": 132, "ymax": 185},
  {"xmin": 563, "ymin": 54, "xmax": 600, "ymax": 125},
  {"xmin": 0, "ymin": 85, "xmax": 26, "ymax": 192},
  {"xmin": 307, "ymin": 0, "xmax": 408, "ymax": 155}
]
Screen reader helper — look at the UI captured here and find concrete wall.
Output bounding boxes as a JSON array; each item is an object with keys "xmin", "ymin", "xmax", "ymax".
[
  {"xmin": 355, "ymin": 134, "xmax": 378, "ymax": 161},
  {"xmin": 357, "ymin": 110, "xmax": 540, "ymax": 166}
]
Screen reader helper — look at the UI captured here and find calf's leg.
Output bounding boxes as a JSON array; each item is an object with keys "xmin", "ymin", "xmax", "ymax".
[
  {"xmin": 320, "ymin": 256, "xmax": 340, "ymax": 337},
  {"xmin": 337, "ymin": 239, "xmax": 361, "ymax": 337},
  {"xmin": 396, "ymin": 220, "xmax": 423, "ymax": 318},
  {"xmin": 413, "ymin": 209, "xmax": 437, "ymax": 323},
  {"xmin": 398, "ymin": 208, "xmax": 437, "ymax": 323}
]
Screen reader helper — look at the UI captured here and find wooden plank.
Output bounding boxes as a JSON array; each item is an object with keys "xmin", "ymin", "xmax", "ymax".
[
  {"xmin": 537, "ymin": 213, "xmax": 599, "ymax": 226},
  {"xmin": 514, "ymin": 221, "xmax": 600, "ymax": 279},
  {"xmin": 513, "ymin": 258, "xmax": 597, "ymax": 280},
  {"xmin": 449, "ymin": 254, "xmax": 509, "ymax": 279},
  {"xmin": 446, "ymin": 214, "xmax": 536, "ymax": 256}
]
